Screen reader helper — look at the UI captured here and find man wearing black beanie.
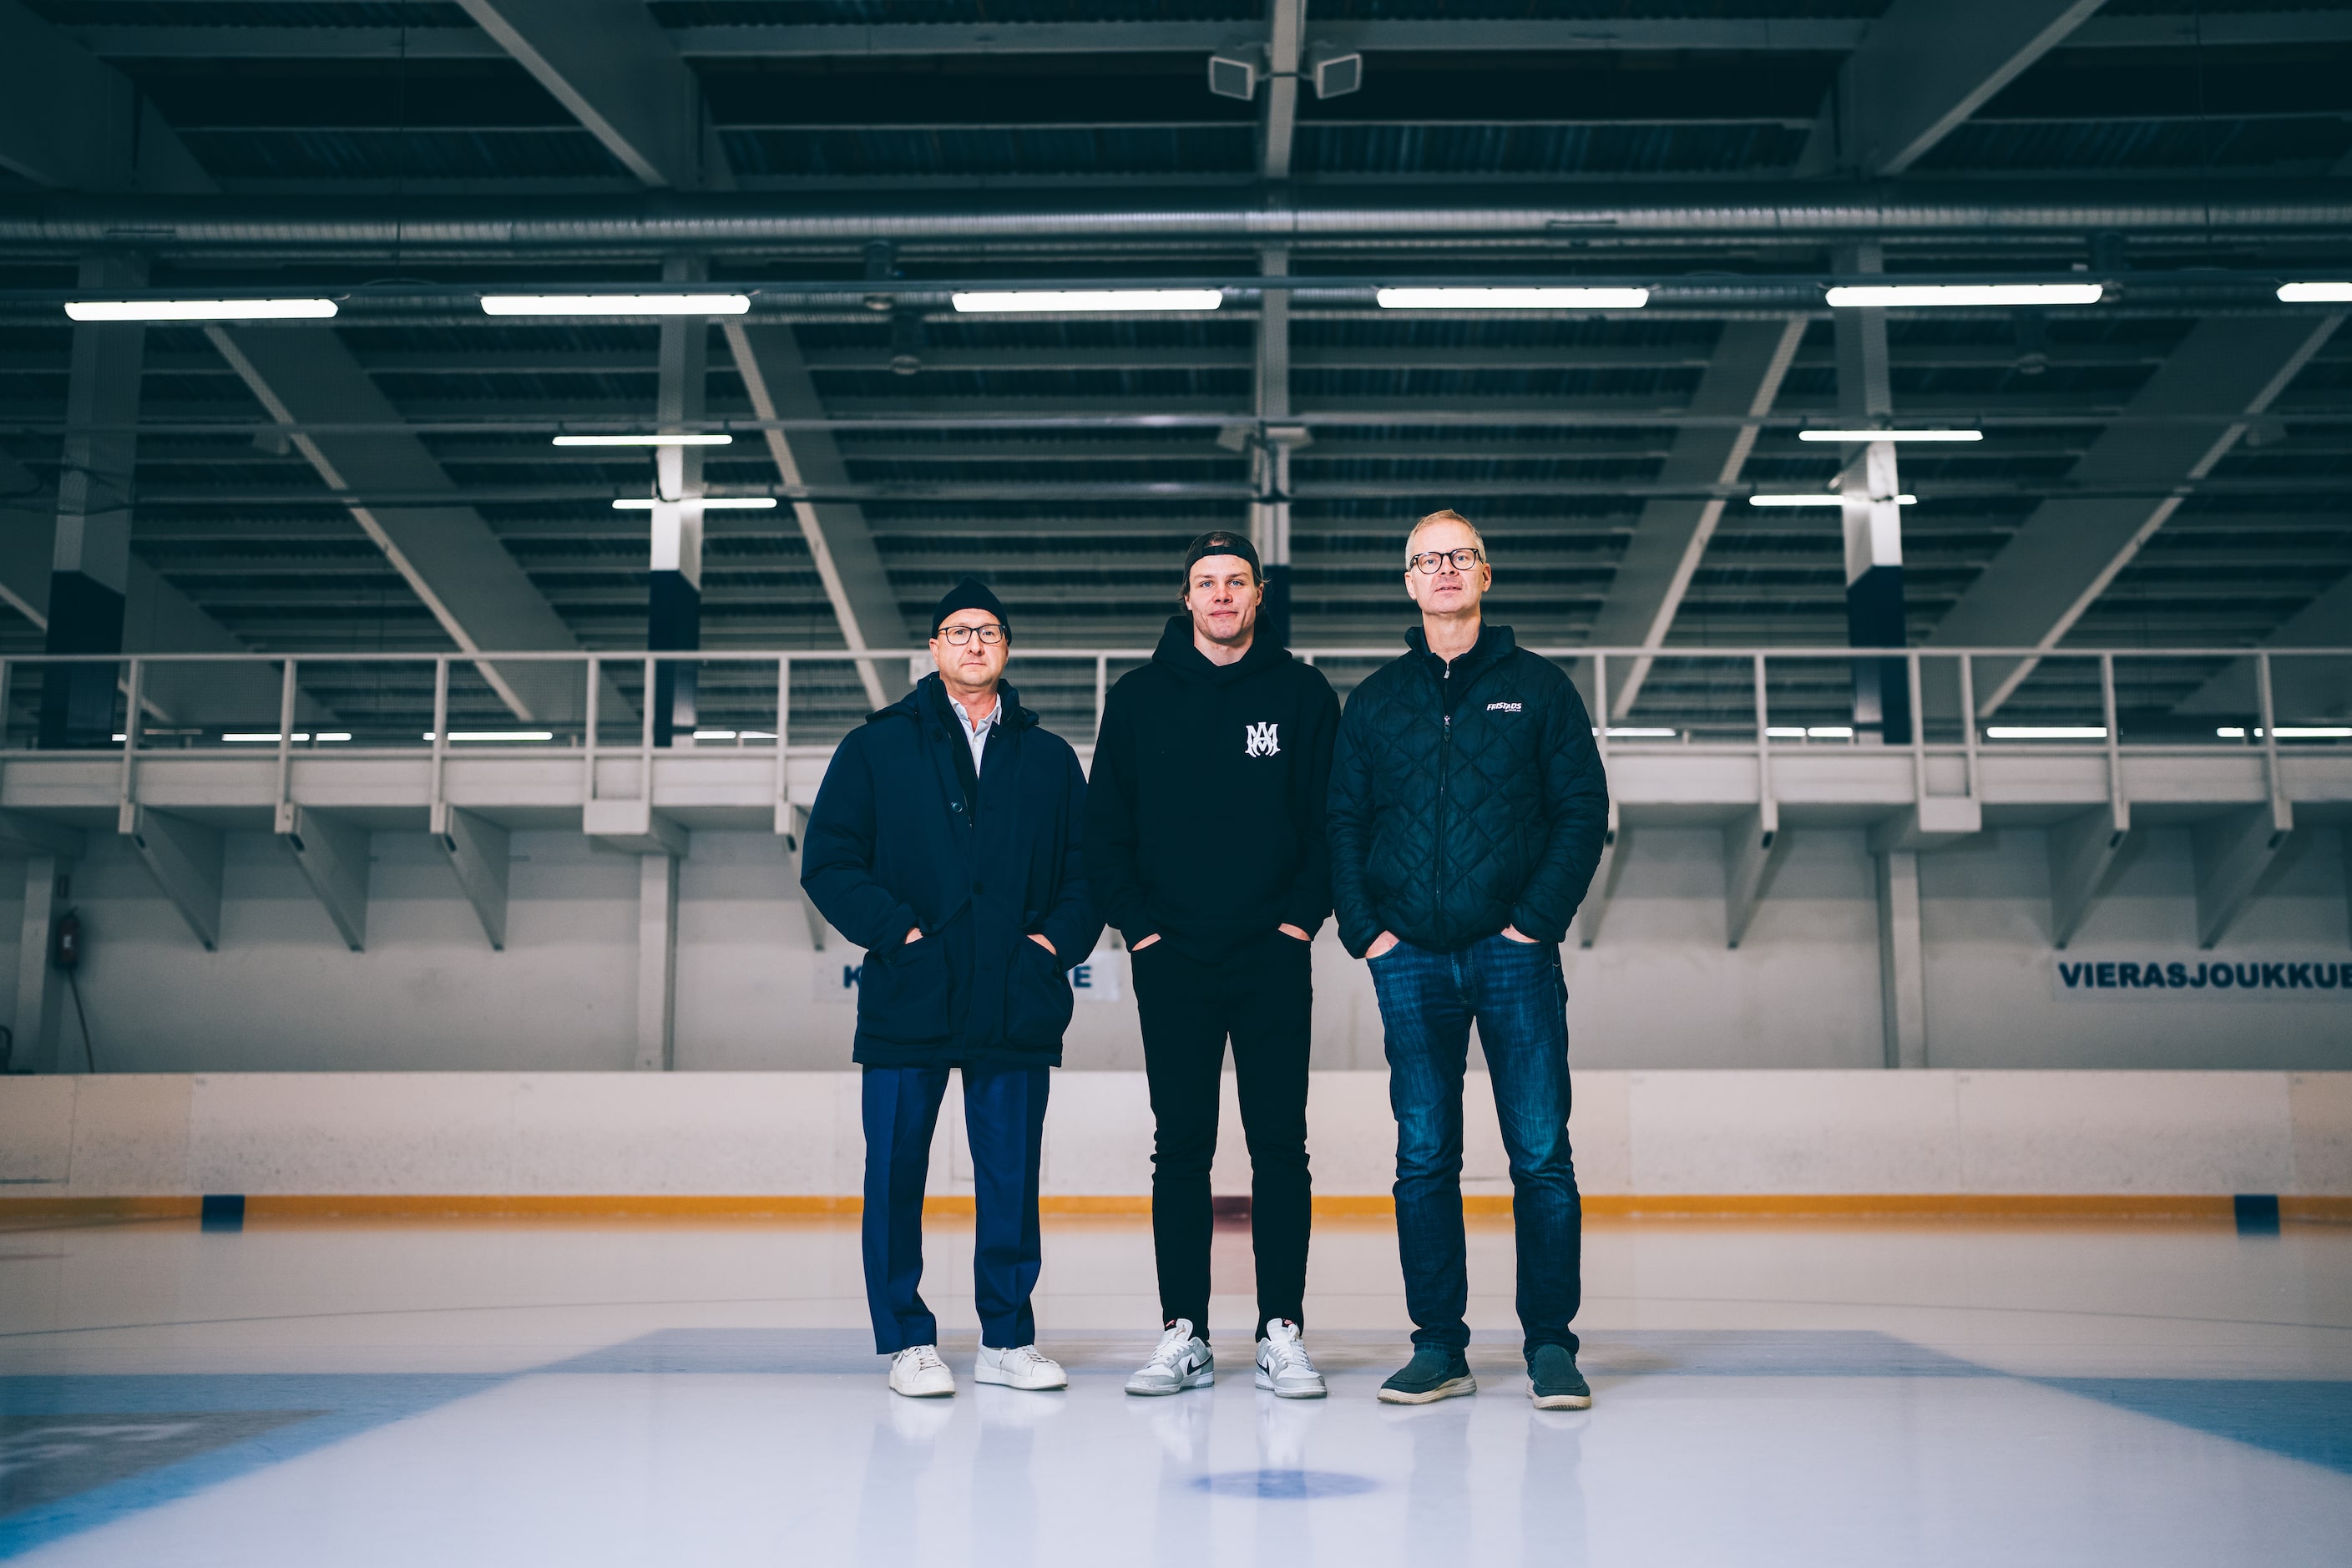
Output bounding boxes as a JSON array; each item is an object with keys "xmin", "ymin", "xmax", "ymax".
[
  {"xmin": 802, "ymin": 576, "xmax": 1101, "ymax": 1400},
  {"xmin": 1085, "ymin": 531, "xmax": 1340, "ymax": 1399}
]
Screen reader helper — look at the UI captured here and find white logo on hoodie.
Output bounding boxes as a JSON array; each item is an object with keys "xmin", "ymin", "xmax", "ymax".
[{"xmin": 1244, "ymin": 722, "xmax": 1281, "ymax": 757}]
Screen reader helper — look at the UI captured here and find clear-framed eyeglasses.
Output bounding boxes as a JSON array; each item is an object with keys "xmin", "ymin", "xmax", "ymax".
[
  {"xmin": 935, "ymin": 622, "xmax": 1006, "ymax": 645},
  {"xmin": 1409, "ymin": 548, "xmax": 1487, "ymax": 574}
]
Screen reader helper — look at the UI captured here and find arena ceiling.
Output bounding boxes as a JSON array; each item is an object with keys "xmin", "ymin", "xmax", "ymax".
[{"xmin": 2, "ymin": 1, "xmax": 2349, "ymax": 740}]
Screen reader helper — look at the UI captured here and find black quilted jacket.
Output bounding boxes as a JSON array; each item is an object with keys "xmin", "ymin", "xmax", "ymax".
[{"xmin": 1328, "ymin": 624, "xmax": 1611, "ymax": 958}]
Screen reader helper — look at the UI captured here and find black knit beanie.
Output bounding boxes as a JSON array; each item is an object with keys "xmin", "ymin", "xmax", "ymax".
[{"xmin": 929, "ymin": 576, "xmax": 1009, "ymax": 635}]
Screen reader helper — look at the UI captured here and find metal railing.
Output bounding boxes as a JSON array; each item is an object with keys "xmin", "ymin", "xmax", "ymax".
[{"xmin": 2, "ymin": 645, "xmax": 2344, "ymax": 819}]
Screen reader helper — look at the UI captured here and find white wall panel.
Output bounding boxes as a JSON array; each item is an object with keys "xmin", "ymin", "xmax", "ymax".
[
  {"xmin": 8, "ymin": 1070, "xmax": 2344, "ymax": 1200},
  {"xmin": 2, "ymin": 823, "xmax": 2344, "ymax": 1075}
]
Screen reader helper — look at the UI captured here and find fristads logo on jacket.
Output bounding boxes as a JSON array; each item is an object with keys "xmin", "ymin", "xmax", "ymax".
[{"xmin": 1244, "ymin": 721, "xmax": 1281, "ymax": 756}]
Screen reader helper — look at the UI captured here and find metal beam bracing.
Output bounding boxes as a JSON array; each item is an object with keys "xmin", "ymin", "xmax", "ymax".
[
  {"xmin": 0, "ymin": 450, "xmax": 296, "ymax": 728},
  {"xmin": 66, "ymin": 13, "xmax": 2352, "ymax": 60},
  {"xmin": 0, "ymin": 0, "xmax": 211, "ymax": 192},
  {"xmin": 453, "ymin": 0, "xmax": 711, "ymax": 190},
  {"xmin": 2192, "ymin": 802, "xmax": 2293, "ymax": 950},
  {"xmin": 2174, "ymin": 571, "xmax": 2352, "ymax": 721},
  {"xmin": 1930, "ymin": 313, "xmax": 2346, "ymax": 716},
  {"xmin": 12, "ymin": 187, "xmax": 2352, "ymax": 251},
  {"xmin": 205, "ymin": 324, "xmax": 595, "ymax": 725},
  {"xmin": 2047, "ymin": 802, "xmax": 2128, "ymax": 949},
  {"xmin": 1813, "ymin": 0, "xmax": 2107, "ymax": 176},
  {"xmin": 1250, "ymin": 245, "xmax": 1297, "ymax": 645},
  {"xmin": 121, "ymin": 802, "xmax": 223, "ymax": 951},
  {"xmin": 1588, "ymin": 317, "xmax": 1805, "ymax": 718},
  {"xmin": 1262, "ymin": 0, "xmax": 1307, "ymax": 182},
  {"xmin": 432, "ymin": 803, "xmax": 511, "ymax": 952},
  {"xmin": 1722, "ymin": 802, "xmax": 1787, "ymax": 950},
  {"xmin": 722, "ymin": 321, "xmax": 911, "ymax": 711},
  {"xmin": 276, "ymin": 803, "xmax": 372, "ymax": 952},
  {"xmin": 650, "ymin": 258, "xmax": 709, "ymax": 745}
]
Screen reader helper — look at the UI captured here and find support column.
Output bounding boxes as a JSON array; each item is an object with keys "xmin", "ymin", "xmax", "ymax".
[
  {"xmin": 1249, "ymin": 247, "xmax": 1296, "ymax": 647},
  {"xmin": 635, "ymin": 852, "xmax": 679, "ymax": 1070},
  {"xmin": 1834, "ymin": 244, "xmax": 1910, "ymax": 746},
  {"xmin": 650, "ymin": 255, "xmax": 706, "ymax": 748},
  {"xmin": 11, "ymin": 857, "xmax": 70, "ymax": 1073},
  {"xmin": 1875, "ymin": 848, "xmax": 1927, "ymax": 1068},
  {"xmin": 43, "ymin": 253, "xmax": 145, "ymax": 750}
]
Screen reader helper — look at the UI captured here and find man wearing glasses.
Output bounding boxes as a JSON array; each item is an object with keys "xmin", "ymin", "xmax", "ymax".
[
  {"xmin": 802, "ymin": 578, "xmax": 1101, "ymax": 1400},
  {"xmin": 1086, "ymin": 531, "xmax": 1340, "ymax": 1399},
  {"xmin": 1328, "ymin": 509, "xmax": 1611, "ymax": 1409}
]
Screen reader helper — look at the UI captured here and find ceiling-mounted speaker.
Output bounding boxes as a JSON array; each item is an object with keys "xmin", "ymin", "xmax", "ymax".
[
  {"xmin": 1208, "ymin": 48, "xmax": 1262, "ymax": 100},
  {"xmin": 1308, "ymin": 43, "xmax": 1363, "ymax": 99}
]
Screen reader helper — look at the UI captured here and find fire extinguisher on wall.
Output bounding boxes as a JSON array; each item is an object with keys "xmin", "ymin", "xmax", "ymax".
[{"xmin": 53, "ymin": 909, "xmax": 94, "ymax": 1073}]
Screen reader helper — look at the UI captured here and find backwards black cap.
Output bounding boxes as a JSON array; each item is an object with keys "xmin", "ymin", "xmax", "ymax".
[
  {"xmin": 930, "ymin": 576, "xmax": 1009, "ymax": 635},
  {"xmin": 1180, "ymin": 529, "xmax": 1261, "ymax": 584}
]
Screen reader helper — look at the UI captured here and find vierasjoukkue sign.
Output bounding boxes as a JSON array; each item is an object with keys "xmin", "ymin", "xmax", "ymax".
[{"xmin": 2055, "ymin": 956, "xmax": 2352, "ymax": 999}]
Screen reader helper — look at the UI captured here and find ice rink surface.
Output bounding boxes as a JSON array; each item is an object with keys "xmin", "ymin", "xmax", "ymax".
[{"xmin": 3, "ymin": 1213, "xmax": 2348, "ymax": 1565}]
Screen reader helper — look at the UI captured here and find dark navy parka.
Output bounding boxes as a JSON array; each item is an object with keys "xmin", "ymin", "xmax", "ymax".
[{"xmin": 801, "ymin": 675, "xmax": 1102, "ymax": 1069}]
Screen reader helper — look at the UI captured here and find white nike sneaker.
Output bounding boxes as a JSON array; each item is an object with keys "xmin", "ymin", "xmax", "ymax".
[
  {"xmin": 888, "ymin": 1343, "xmax": 954, "ymax": 1399},
  {"xmin": 1254, "ymin": 1318, "xmax": 1328, "ymax": 1399},
  {"xmin": 1125, "ymin": 1318, "xmax": 1215, "ymax": 1396},
  {"xmin": 974, "ymin": 1343, "xmax": 1068, "ymax": 1391}
]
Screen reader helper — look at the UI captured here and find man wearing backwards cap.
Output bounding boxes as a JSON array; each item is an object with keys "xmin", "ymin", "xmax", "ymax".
[
  {"xmin": 802, "ymin": 577, "xmax": 1101, "ymax": 1400},
  {"xmin": 1085, "ymin": 531, "xmax": 1341, "ymax": 1399}
]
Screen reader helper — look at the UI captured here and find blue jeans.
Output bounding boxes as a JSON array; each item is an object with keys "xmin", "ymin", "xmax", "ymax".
[
  {"xmin": 861, "ymin": 1064, "xmax": 1049, "ymax": 1354},
  {"xmin": 1368, "ymin": 933, "xmax": 1581, "ymax": 1357}
]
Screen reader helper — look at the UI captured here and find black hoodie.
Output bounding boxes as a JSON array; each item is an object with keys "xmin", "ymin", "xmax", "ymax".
[{"xmin": 1085, "ymin": 615, "xmax": 1339, "ymax": 961}]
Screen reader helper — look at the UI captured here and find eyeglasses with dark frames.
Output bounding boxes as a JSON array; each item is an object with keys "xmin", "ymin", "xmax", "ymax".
[
  {"xmin": 1408, "ymin": 548, "xmax": 1487, "ymax": 574},
  {"xmin": 934, "ymin": 623, "xmax": 1007, "ymax": 645}
]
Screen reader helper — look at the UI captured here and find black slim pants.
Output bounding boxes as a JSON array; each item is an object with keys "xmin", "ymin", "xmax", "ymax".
[{"xmin": 1130, "ymin": 928, "xmax": 1313, "ymax": 1341}]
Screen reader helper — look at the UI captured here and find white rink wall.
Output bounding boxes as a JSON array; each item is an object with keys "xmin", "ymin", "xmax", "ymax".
[
  {"xmin": 4, "ymin": 1070, "xmax": 2348, "ymax": 1200},
  {"xmin": 0, "ymin": 822, "xmax": 2347, "ymax": 1075}
]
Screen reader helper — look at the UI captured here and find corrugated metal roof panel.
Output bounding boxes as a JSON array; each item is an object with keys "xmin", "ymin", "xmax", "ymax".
[{"xmin": 1297, "ymin": 122, "xmax": 1808, "ymax": 178}]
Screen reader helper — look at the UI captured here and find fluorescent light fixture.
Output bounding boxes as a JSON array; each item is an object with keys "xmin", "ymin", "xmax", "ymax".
[
  {"xmin": 1768, "ymin": 726, "xmax": 1857, "ymax": 740},
  {"xmin": 66, "ymin": 297, "xmax": 337, "ymax": 322},
  {"xmin": 425, "ymin": 731, "xmax": 556, "ymax": 742},
  {"xmin": 480, "ymin": 294, "xmax": 751, "ymax": 316},
  {"xmin": 2216, "ymin": 726, "xmax": 2248, "ymax": 739},
  {"xmin": 1825, "ymin": 283, "xmax": 2103, "ymax": 309},
  {"xmin": 553, "ymin": 433, "xmax": 732, "ymax": 448},
  {"xmin": 2276, "ymin": 726, "xmax": 2352, "ymax": 739},
  {"xmin": 1987, "ymin": 726, "xmax": 2106, "ymax": 740},
  {"xmin": 1375, "ymin": 286, "xmax": 1649, "ymax": 310},
  {"xmin": 1798, "ymin": 429, "xmax": 1982, "ymax": 443},
  {"xmin": 951, "ymin": 290, "xmax": 1222, "ymax": 313},
  {"xmin": 691, "ymin": 730, "xmax": 737, "ymax": 741},
  {"xmin": 1600, "ymin": 726, "xmax": 1677, "ymax": 739},
  {"xmin": 2278, "ymin": 282, "xmax": 2352, "ymax": 303},
  {"xmin": 611, "ymin": 496, "xmax": 778, "ymax": 510},
  {"xmin": 1748, "ymin": 493, "xmax": 1918, "ymax": 507}
]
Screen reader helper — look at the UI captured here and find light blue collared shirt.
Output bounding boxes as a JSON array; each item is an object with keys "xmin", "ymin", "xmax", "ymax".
[{"xmin": 950, "ymin": 694, "xmax": 1001, "ymax": 776}]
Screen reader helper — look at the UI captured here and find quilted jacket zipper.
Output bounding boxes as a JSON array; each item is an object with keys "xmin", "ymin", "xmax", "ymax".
[{"xmin": 1434, "ymin": 664, "xmax": 1451, "ymax": 913}]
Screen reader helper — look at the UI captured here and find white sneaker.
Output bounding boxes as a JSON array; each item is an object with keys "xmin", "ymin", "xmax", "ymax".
[
  {"xmin": 1125, "ymin": 1318, "xmax": 1215, "ymax": 1396},
  {"xmin": 888, "ymin": 1343, "xmax": 954, "ymax": 1399},
  {"xmin": 974, "ymin": 1343, "xmax": 1068, "ymax": 1391},
  {"xmin": 1254, "ymin": 1318, "xmax": 1328, "ymax": 1399}
]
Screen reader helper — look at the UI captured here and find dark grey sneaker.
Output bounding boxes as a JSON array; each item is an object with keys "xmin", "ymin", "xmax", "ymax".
[
  {"xmin": 1528, "ymin": 1344, "xmax": 1591, "ymax": 1409},
  {"xmin": 1377, "ymin": 1346, "xmax": 1476, "ymax": 1404}
]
